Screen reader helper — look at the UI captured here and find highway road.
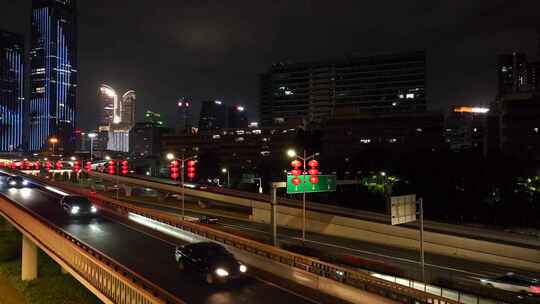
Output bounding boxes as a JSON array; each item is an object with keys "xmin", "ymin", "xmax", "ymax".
[
  {"xmin": 104, "ymin": 190, "xmax": 540, "ymax": 304},
  {"xmin": 0, "ymin": 183, "xmax": 357, "ymax": 304}
]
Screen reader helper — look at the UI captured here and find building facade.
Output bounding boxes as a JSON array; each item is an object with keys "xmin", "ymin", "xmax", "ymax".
[
  {"xmin": 121, "ymin": 90, "xmax": 136, "ymax": 126},
  {"xmin": 29, "ymin": 0, "xmax": 78, "ymax": 152},
  {"xmin": 0, "ymin": 30, "xmax": 25, "ymax": 152},
  {"xmin": 176, "ymin": 98, "xmax": 192, "ymax": 134},
  {"xmin": 260, "ymin": 51, "xmax": 426, "ymax": 127},
  {"xmin": 198, "ymin": 100, "xmax": 227, "ymax": 132},
  {"xmin": 444, "ymin": 106, "xmax": 489, "ymax": 152},
  {"xmin": 130, "ymin": 122, "xmax": 164, "ymax": 157}
]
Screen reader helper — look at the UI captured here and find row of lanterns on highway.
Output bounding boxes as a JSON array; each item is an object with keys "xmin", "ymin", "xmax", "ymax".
[
  {"xmin": 0, "ymin": 159, "xmax": 130, "ymax": 176},
  {"xmin": 169, "ymin": 160, "xmax": 197, "ymax": 180},
  {"xmin": 290, "ymin": 159, "xmax": 319, "ymax": 186}
]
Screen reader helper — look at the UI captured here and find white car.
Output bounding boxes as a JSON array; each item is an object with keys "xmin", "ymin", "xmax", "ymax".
[{"xmin": 480, "ymin": 273, "xmax": 540, "ymax": 296}]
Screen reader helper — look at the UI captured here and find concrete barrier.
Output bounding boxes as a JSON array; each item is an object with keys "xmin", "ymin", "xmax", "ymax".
[{"xmin": 252, "ymin": 204, "xmax": 540, "ymax": 272}]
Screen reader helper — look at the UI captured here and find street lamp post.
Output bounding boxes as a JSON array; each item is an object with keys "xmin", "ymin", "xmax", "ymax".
[
  {"xmin": 287, "ymin": 149, "xmax": 319, "ymax": 243},
  {"xmin": 253, "ymin": 177, "xmax": 263, "ymax": 194},
  {"xmin": 167, "ymin": 152, "xmax": 196, "ymax": 220},
  {"xmin": 88, "ymin": 132, "xmax": 97, "ymax": 161},
  {"xmin": 221, "ymin": 168, "xmax": 230, "ymax": 187},
  {"xmin": 49, "ymin": 137, "xmax": 58, "ymax": 155}
]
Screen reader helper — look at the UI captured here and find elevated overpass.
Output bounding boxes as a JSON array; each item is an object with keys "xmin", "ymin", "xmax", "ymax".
[{"xmin": 1, "ymin": 169, "xmax": 478, "ymax": 304}]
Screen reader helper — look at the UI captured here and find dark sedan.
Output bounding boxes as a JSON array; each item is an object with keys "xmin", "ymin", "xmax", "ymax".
[
  {"xmin": 5, "ymin": 176, "xmax": 28, "ymax": 188},
  {"xmin": 60, "ymin": 195, "xmax": 98, "ymax": 216},
  {"xmin": 174, "ymin": 242, "xmax": 247, "ymax": 284}
]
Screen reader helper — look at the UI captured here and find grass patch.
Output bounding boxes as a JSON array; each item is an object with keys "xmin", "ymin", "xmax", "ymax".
[{"xmin": 0, "ymin": 229, "xmax": 101, "ymax": 304}]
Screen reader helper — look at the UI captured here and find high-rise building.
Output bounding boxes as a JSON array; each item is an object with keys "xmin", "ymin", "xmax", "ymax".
[
  {"xmin": 176, "ymin": 97, "xmax": 192, "ymax": 134},
  {"xmin": 29, "ymin": 0, "xmax": 78, "ymax": 152},
  {"xmin": 498, "ymin": 52, "xmax": 529, "ymax": 95},
  {"xmin": 130, "ymin": 122, "xmax": 164, "ymax": 157},
  {"xmin": 228, "ymin": 105, "xmax": 249, "ymax": 129},
  {"xmin": 0, "ymin": 30, "xmax": 25, "ymax": 152},
  {"xmin": 121, "ymin": 90, "xmax": 136, "ymax": 126},
  {"xmin": 260, "ymin": 51, "xmax": 426, "ymax": 127},
  {"xmin": 144, "ymin": 110, "xmax": 164, "ymax": 126},
  {"xmin": 444, "ymin": 106, "xmax": 489, "ymax": 152},
  {"xmin": 199, "ymin": 100, "xmax": 227, "ymax": 132},
  {"xmin": 99, "ymin": 84, "xmax": 116, "ymax": 125}
]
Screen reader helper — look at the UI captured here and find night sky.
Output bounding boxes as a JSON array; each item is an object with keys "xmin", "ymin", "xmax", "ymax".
[{"xmin": 1, "ymin": 0, "xmax": 539, "ymax": 130}]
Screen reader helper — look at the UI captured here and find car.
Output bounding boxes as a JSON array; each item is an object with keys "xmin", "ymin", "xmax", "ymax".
[
  {"xmin": 6, "ymin": 176, "xmax": 28, "ymax": 188},
  {"xmin": 174, "ymin": 242, "xmax": 247, "ymax": 284},
  {"xmin": 480, "ymin": 273, "xmax": 540, "ymax": 296},
  {"xmin": 60, "ymin": 195, "xmax": 98, "ymax": 216},
  {"xmin": 198, "ymin": 215, "xmax": 218, "ymax": 224}
]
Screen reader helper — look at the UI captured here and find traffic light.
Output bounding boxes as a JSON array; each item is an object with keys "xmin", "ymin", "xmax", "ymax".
[
  {"xmin": 84, "ymin": 161, "xmax": 92, "ymax": 171},
  {"xmin": 73, "ymin": 160, "xmax": 81, "ymax": 172},
  {"xmin": 186, "ymin": 160, "xmax": 196, "ymax": 180},
  {"xmin": 308, "ymin": 159, "xmax": 319, "ymax": 184},
  {"xmin": 290, "ymin": 159, "xmax": 302, "ymax": 186},
  {"xmin": 107, "ymin": 160, "xmax": 115, "ymax": 175},
  {"xmin": 121, "ymin": 160, "xmax": 128, "ymax": 175},
  {"xmin": 170, "ymin": 160, "xmax": 179, "ymax": 180}
]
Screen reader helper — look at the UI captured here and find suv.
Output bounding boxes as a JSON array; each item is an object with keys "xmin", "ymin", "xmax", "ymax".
[
  {"xmin": 174, "ymin": 242, "xmax": 247, "ymax": 284},
  {"xmin": 60, "ymin": 195, "xmax": 98, "ymax": 216}
]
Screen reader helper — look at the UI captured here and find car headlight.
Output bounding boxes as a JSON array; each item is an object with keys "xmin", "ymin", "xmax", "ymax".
[
  {"xmin": 91, "ymin": 205, "xmax": 97, "ymax": 213},
  {"xmin": 215, "ymin": 268, "xmax": 229, "ymax": 277},
  {"xmin": 71, "ymin": 206, "xmax": 80, "ymax": 214},
  {"xmin": 239, "ymin": 264, "xmax": 247, "ymax": 273},
  {"xmin": 9, "ymin": 181, "xmax": 16, "ymax": 186}
]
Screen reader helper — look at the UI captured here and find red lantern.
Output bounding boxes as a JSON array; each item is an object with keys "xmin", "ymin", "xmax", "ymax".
[
  {"xmin": 308, "ymin": 160, "xmax": 319, "ymax": 167},
  {"xmin": 73, "ymin": 160, "xmax": 81, "ymax": 172},
  {"xmin": 291, "ymin": 169, "xmax": 301, "ymax": 176},
  {"xmin": 291, "ymin": 177, "xmax": 302, "ymax": 186},
  {"xmin": 290, "ymin": 160, "xmax": 301, "ymax": 168},
  {"xmin": 45, "ymin": 161, "xmax": 52, "ymax": 172},
  {"xmin": 107, "ymin": 160, "xmax": 115, "ymax": 175},
  {"xmin": 56, "ymin": 161, "xmax": 63, "ymax": 170},
  {"xmin": 308, "ymin": 168, "xmax": 319, "ymax": 175},
  {"xmin": 186, "ymin": 160, "xmax": 196, "ymax": 180},
  {"xmin": 309, "ymin": 176, "xmax": 319, "ymax": 184},
  {"xmin": 170, "ymin": 160, "xmax": 179, "ymax": 180},
  {"xmin": 121, "ymin": 160, "xmax": 128, "ymax": 175}
]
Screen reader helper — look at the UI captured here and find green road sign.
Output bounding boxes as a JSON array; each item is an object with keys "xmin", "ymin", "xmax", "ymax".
[{"xmin": 287, "ymin": 175, "xmax": 337, "ymax": 194}]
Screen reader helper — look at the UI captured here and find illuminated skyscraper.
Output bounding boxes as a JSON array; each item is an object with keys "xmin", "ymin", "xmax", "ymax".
[
  {"xmin": 176, "ymin": 97, "xmax": 192, "ymax": 134},
  {"xmin": 121, "ymin": 90, "xmax": 136, "ymax": 127},
  {"xmin": 29, "ymin": 0, "xmax": 78, "ymax": 152},
  {"xmin": 199, "ymin": 100, "xmax": 227, "ymax": 132},
  {"xmin": 99, "ymin": 84, "xmax": 116, "ymax": 125},
  {"xmin": 0, "ymin": 30, "xmax": 25, "ymax": 152}
]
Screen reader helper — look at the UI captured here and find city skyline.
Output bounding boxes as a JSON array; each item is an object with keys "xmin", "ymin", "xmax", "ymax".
[{"xmin": 1, "ymin": 1, "xmax": 539, "ymax": 130}]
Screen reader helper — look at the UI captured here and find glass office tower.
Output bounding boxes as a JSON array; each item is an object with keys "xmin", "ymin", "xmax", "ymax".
[
  {"xmin": 0, "ymin": 30, "xmax": 25, "ymax": 152},
  {"xmin": 29, "ymin": 0, "xmax": 78, "ymax": 152}
]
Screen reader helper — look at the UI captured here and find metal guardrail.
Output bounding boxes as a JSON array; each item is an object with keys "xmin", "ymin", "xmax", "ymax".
[
  {"xmin": 38, "ymin": 176, "xmax": 464, "ymax": 304},
  {"xmin": 0, "ymin": 188, "xmax": 184, "ymax": 304}
]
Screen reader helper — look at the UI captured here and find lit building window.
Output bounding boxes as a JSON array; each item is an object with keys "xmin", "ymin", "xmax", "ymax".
[
  {"xmin": 534, "ymin": 127, "xmax": 539, "ymax": 133},
  {"xmin": 252, "ymin": 129, "xmax": 262, "ymax": 134},
  {"xmin": 388, "ymin": 138, "xmax": 397, "ymax": 143},
  {"xmin": 416, "ymin": 128, "xmax": 423, "ymax": 132},
  {"xmin": 235, "ymin": 137, "xmax": 245, "ymax": 142},
  {"xmin": 406, "ymin": 93, "xmax": 415, "ymax": 99},
  {"xmin": 360, "ymin": 139, "xmax": 371, "ymax": 144},
  {"xmin": 36, "ymin": 87, "xmax": 45, "ymax": 93},
  {"xmin": 212, "ymin": 134, "xmax": 221, "ymax": 139}
]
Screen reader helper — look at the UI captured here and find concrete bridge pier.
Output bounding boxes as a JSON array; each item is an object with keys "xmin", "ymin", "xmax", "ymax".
[{"xmin": 21, "ymin": 235, "xmax": 38, "ymax": 281}]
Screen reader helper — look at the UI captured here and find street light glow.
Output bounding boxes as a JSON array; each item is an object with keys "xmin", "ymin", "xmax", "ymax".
[
  {"xmin": 105, "ymin": 155, "xmax": 111, "ymax": 160},
  {"xmin": 287, "ymin": 149, "xmax": 297, "ymax": 158},
  {"xmin": 381, "ymin": 171, "xmax": 386, "ymax": 177},
  {"xmin": 88, "ymin": 132, "xmax": 97, "ymax": 139},
  {"xmin": 70, "ymin": 156, "xmax": 76, "ymax": 161},
  {"xmin": 166, "ymin": 153, "xmax": 175, "ymax": 160},
  {"xmin": 49, "ymin": 137, "xmax": 58, "ymax": 144},
  {"xmin": 221, "ymin": 168, "xmax": 228, "ymax": 173}
]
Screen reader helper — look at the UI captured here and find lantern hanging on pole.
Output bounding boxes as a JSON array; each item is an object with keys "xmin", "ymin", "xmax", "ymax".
[
  {"xmin": 170, "ymin": 160, "xmax": 179, "ymax": 180},
  {"xmin": 121, "ymin": 160, "xmax": 128, "ymax": 175},
  {"xmin": 73, "ymin": 160, "xmax": 81, "ymax": 172},
  {"xmin": 107, "ymin": 160, "xmax": 115, "ymax": 175},
  {"xmin": 186, "ymin": 160, "xmax": 196, "ymax": 180},
  {"xmin": 85, "ymin": 161, "xmax": 92, "ymax": 171},
  {"xmin": 308, "ymin": 159, "xmax": 319, "ymax": 184}
]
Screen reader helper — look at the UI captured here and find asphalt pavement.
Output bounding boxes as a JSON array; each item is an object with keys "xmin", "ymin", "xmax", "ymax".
[{"xmin": 0, "ymin": 184, "xmax": 345, "ymax": 304}]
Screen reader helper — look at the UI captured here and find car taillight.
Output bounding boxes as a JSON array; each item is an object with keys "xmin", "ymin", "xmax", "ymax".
[{"xmin": 530, "ymin": 285, "xmax": 540, "ymax": 294}]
